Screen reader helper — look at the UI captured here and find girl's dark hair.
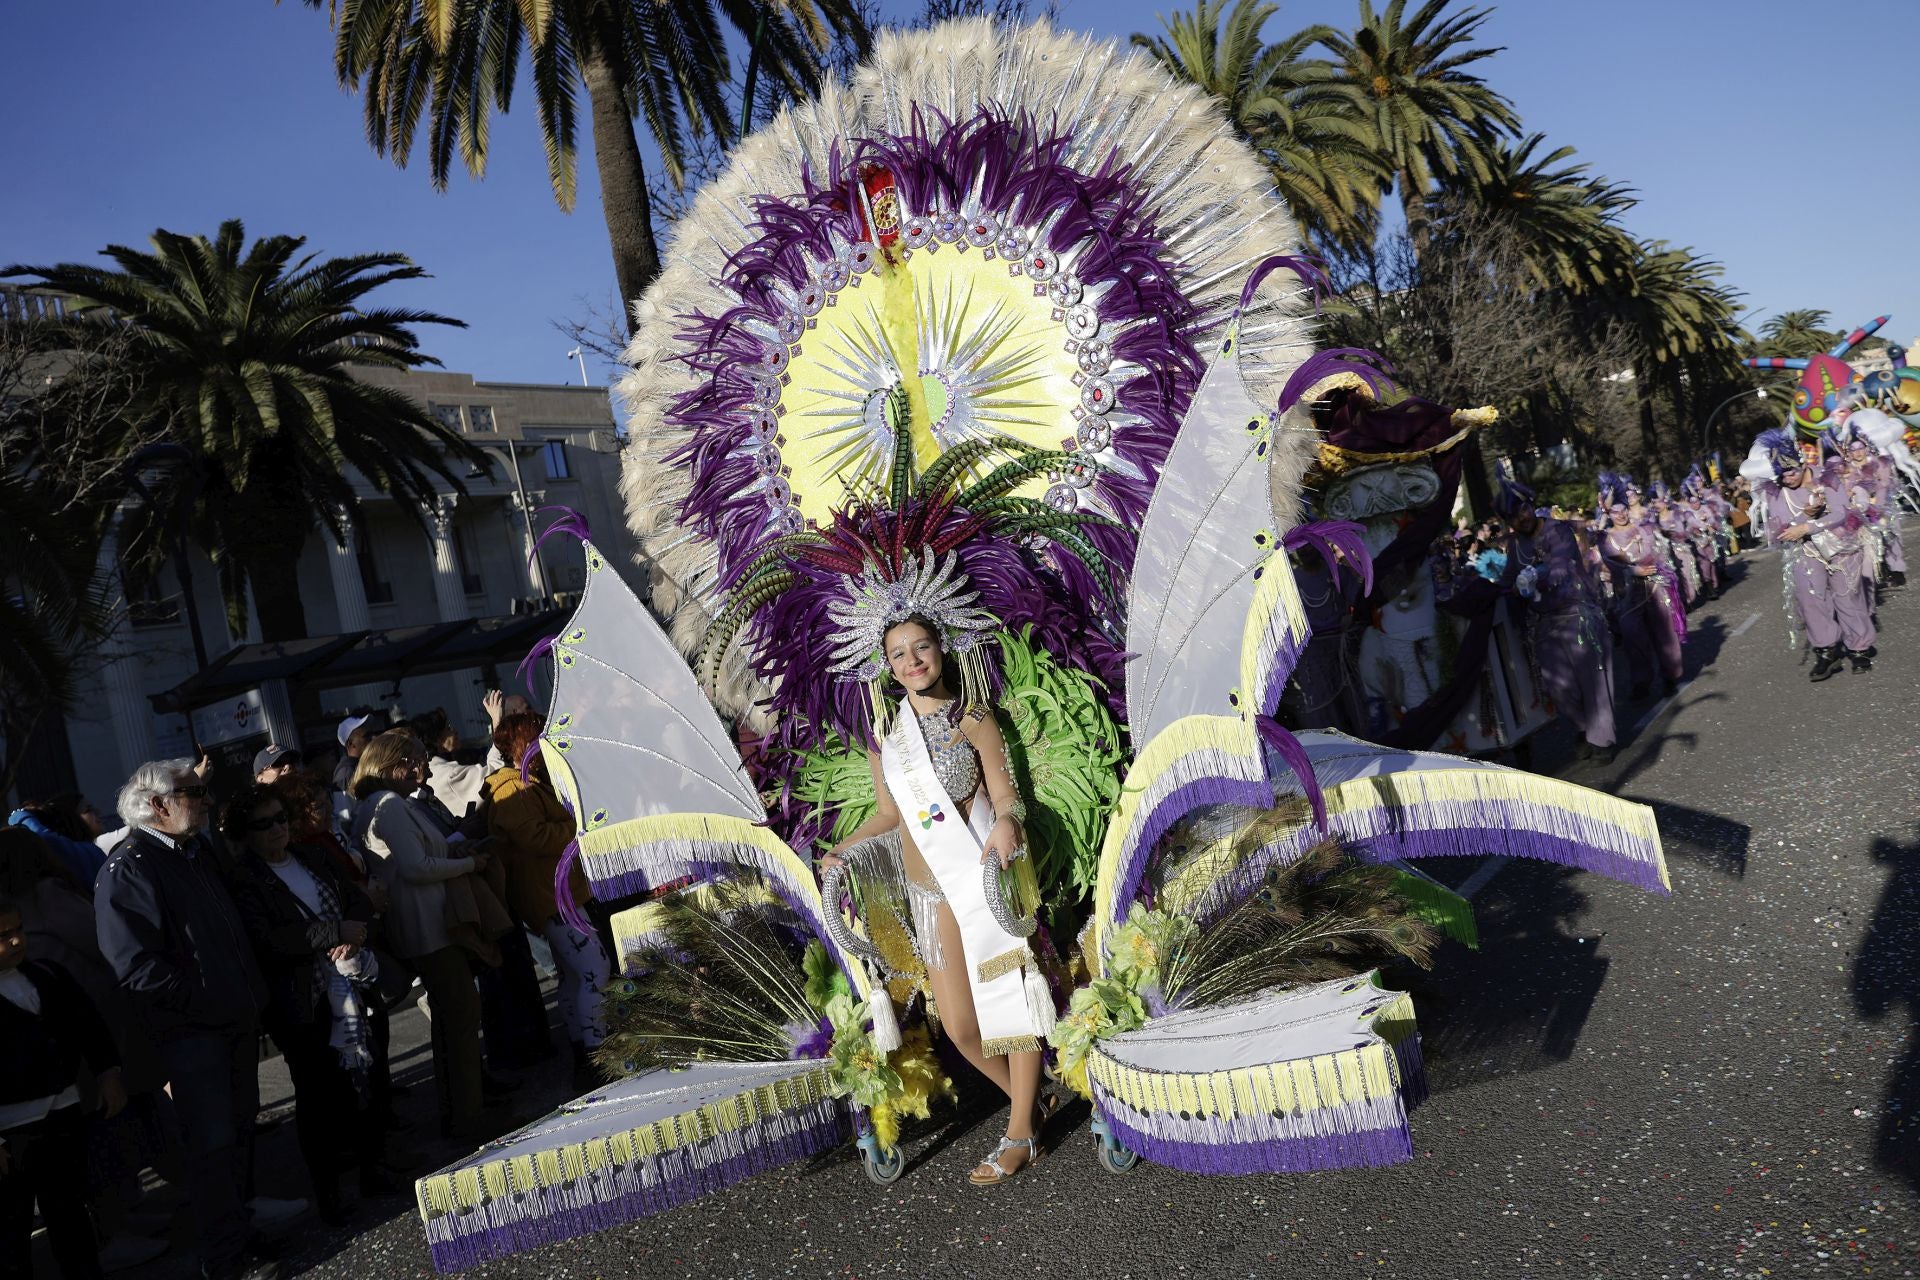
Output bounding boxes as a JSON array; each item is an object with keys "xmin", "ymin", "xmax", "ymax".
[{"xmin": 220, "ymin": 783, "xmax": 287, "ymax": 843}]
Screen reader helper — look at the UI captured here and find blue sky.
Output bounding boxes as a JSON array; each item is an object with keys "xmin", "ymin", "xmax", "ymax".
[{"xmin": 3, "ymin": 0, "xmax": 1915, "ymax": 389}]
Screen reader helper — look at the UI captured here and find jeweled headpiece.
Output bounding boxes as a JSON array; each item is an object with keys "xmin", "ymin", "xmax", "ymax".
[{"xmin": 827, "ymin": 548, "xmax": 997, "ymax": 682}]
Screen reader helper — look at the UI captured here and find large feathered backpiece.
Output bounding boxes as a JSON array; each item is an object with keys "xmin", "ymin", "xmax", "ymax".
[{"xmin": 616, "ymin": 17, "xmax": 1323, "ymax": 725}]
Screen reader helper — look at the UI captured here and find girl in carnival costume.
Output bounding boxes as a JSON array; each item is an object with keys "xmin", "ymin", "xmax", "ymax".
[{"xmin": 815, "ymin": 567, "xmax": 1058, "ymax": 1184}]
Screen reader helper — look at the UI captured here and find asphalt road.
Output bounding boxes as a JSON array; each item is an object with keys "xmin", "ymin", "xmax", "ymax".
[{"xmin": 111, "ymin": 543, "xmax": 1920, "ymax": 1280}]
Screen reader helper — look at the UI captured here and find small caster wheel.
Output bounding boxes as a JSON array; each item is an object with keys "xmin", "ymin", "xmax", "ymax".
[
  {"xmin": 1096, "ymin": 1138, "xmax": 1141, "ymax": 1174},
  {"xmin": 863, "ymin": 1143, "xmax": 906, "ymax": 1185}
]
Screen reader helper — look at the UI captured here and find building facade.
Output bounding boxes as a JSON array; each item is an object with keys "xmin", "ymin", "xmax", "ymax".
[{"xmin": 29, "ymin": 369, "xmax": 642, "ymax": 809}]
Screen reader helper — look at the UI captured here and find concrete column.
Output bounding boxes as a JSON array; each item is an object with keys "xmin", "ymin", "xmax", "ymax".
[
  {"xmin": 427, "ymin": 495, "xmax": 472, "ymax": 622},
  {"xmin": 94, "ymin": 517, "xmax": 156, "ymax": 774},
  {"xmin": 325, "ymin": 507, "xmax": 373, "ymax": 633}
]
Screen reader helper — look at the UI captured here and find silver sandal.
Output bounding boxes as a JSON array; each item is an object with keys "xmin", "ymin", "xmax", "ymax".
[{"xmin": 969, "ymin": 1135, "xmax": 1040, "ymax": 1186}]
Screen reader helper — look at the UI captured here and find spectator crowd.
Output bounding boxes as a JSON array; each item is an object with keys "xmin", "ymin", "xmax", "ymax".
[{"xmin": 2, "ymin": 693, "xmax": 611, "ymax": 1280}]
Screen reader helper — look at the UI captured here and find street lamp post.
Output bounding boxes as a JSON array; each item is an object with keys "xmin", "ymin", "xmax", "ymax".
[
  {"xmin": 473, "ymin": 442, "xmax": 553, "ymax": 608},
  {"xmin": 1700, "ymin": 387, "xmax": 1769, "ymax": 454},
  {"xmin": 565, "ymin": 347, "xmax": 588, "ymax": 387}
]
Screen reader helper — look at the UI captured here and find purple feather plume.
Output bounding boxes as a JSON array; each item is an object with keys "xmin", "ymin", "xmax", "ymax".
[
  {"xmin": 1256, "ymin": 715, "xmax": 1328, "ymax": 833},
  {"xmin": 1283, "ymin": 520, "xmax": 1374, "ymax": 598}
]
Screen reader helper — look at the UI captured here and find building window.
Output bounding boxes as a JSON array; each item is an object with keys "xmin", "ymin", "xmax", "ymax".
[
  {"xmin": 429, "ymin": 402, "xmax": 464, "ymax": 432},
  {"xmin": 468, "ymin": 404, "xmax": 496, "ymax": 433},
  {"xmin": 356, "ymin": 543, "xmax": 394, "ymax": 606},
  {"xmin": 541, "ymin": 437, "xmax": 572, "ymax": 480},
  {"xmin": 454, "ymin": 523, "xmax": 485, "ymax": 597},
  {"xmin": 122, "ymin": 558, "xmax": 181, "ymax": 627}
]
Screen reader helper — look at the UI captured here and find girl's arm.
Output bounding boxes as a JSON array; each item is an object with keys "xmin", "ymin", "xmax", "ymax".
[
  {"xmin": 820, "ymin": 750, "xmax": 902, "ymax": 867},
  {"xmin": 961, "ymin": 707, "xmax": 1026, "ymax": 867}
]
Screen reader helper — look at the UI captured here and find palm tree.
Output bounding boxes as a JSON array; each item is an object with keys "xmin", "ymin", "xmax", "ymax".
[
  {"xmin": 1593, "ymin": 239, "xmax": 1748, "ymax": 463},
  {"xmin": 4, "ymin": 220, "xmax": 481, "ymax": 642},
  {"xmin": 1755, "ymin": 309, "xmax": 1840, "ymax": 356},
  {"xmin": 308, "ymin": 0, "xmax": 869, "ymax": 334},
  {"xmin": 1133, "ymin": 0, "xmax": 1387, "ymax": 251},
  {"xmin": 1446, "ymin": 133, "xmax": 1638, "ymax": 292},
  {"xmin": 1318, "ymin": 0, "xmax": 1520, "ymax": 239}
]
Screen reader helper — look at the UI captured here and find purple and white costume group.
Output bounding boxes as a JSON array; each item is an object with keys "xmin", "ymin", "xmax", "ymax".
[{"xmin": 1751, "ymin": 421, "xmax": 1901, "ymax": 680}]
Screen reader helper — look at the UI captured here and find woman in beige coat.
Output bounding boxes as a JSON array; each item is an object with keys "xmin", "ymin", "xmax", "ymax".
[{"xmin": 350, "ymin": 732, "xmax": 508, "ymax": 1140}]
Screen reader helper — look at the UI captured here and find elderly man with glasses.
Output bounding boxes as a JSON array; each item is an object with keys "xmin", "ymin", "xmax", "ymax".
[{"xmin": 95, "ymin": 760, "xmax": 280, "ymax": 1280}]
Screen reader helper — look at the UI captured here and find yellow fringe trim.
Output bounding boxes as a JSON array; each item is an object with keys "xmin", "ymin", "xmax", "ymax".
[
  {"xmin": 1089, "ymin": 711, "xmax": 1259, "ymax": 966},
  {"xmin": 1242, "ymin": 546, "xmax": 1308, "ymax": 715},
  {"xmin": 414, "ymin": 1065, "xmax": 836, "ymax": 1220},
  {"xmin": 574, "ymin": 812, "xmax": 868, "ymax": 999},
  {"xmin": 980, "ymin": 1034, "xmax": 1042, "ymax": 1058},
  {"xmin": 608, "ymin": 881, "xmax": 782, "ymax": 967},
  {"xmin": 1085, "ymin": 990, "xmax": 1416, "ymax": 1123},
  {"xmin": 976, "ymin": 946, "xmax": 1030, "ymax": 984},
  {"xmin": 1087, "ymin": 537, "xmax": 1307, "ymax": 967},
  {"xmin": 1153, "ymin": 761, "xmax": 1668, "ymax": 910}
]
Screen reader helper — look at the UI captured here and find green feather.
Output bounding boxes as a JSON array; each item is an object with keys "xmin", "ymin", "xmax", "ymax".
[{"xmin": 955, "ymin": 451, "xmax": 1082, "ymax": 508}]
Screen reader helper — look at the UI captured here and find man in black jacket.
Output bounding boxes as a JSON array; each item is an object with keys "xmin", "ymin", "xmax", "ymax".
[
  {"xmin": 95, "ymin": 759, "xmax": 279, "ymax": 1280},
  {"xmin": 0, "ymin": 897, "xmax": 126, "ymax": 1280}
]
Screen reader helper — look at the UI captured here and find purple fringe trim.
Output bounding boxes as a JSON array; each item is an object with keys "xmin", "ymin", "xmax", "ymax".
[
  {"xmin": 1089, "ymin": 1084, "xmax": 1414, "ymax": 1176},
  {"xmin": 423, "ymin": 1098, "xmax": 845, "ymax": 1273},
  {"xmin": 517, "ymin": 739, "xmax": 541, "ymax": 785},
  {"xmin": 1202, "ymin": 815, "xmax": 1668, "ymax": 924},
  {"xmin": 1111, "ymin": 770, "xmax": 1273, "ymax": 927}
]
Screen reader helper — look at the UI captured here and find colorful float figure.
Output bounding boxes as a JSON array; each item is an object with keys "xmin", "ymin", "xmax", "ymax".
[
  {"xmin": 1742, "ymin": 315, "xmax": 1890, "ymax": 440},
  {"xmin": 406, "ymin": 20, "xmax": 1671, "ymax": 1272}
]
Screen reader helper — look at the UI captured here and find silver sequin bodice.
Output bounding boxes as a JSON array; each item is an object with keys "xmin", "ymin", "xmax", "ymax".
[{"xmin": 919, "ymin": 710, "xmax": 981, "ymax": 800}]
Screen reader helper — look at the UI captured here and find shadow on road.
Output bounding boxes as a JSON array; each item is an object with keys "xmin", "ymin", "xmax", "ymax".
[
  {"xmin": 1407, "ymin": 862, "xmax": 1609, "ymax": 1087},
  {"xmin": 1679, "ymin": 613, "xmax": 1733, "ymax": 677},
  {"xmin": 1853, "ymin": 827, "xmax": 1920, "ymax": 1196},
  {"xmin": 1623, "ymin": 795, "xmax": 1750, "ymax": 879}
]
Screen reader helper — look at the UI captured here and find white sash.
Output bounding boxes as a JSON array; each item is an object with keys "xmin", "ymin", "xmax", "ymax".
[{"xmin": 880, "ymin": 709, "xmax": 1044, "ymax": 1055}]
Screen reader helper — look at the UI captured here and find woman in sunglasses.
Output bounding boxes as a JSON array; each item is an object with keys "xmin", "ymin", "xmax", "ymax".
[{"xmin": 223, "ymin": 784, "xmax": 387, "ymax": 1224}]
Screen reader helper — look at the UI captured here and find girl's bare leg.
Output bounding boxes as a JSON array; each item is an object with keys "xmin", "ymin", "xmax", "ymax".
[
  {"xmin": 925, "ymin": 902, "xmax": 1011, "ymax": 1094},
  {"xmin": 924, "ymin": 902, "xmax": 1045, "ymax": 1175}
]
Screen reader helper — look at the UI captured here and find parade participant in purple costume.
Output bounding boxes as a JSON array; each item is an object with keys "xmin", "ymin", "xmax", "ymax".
[
  {"xmin": 1680, "ymin": 469, "xmax": 1723, "ymax": 599},
  {"xmin": 1648, "ymin": 482, "xmax": 1703, "ymax": 605},
  {"xmin": 1597, "ymin": 479, "xmax": 1685, "ymax": 700},
  {"xmin": 1830, "ymin": 419, "xmax": 1906, "ymax": 588},
  {"xmin": 1494, "ymin": 465, "xmax": 1618, "ymax": 762},
  {"xmin": 1756, "ymin": 429, "xmax": 1876, "ymax": 680}
]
